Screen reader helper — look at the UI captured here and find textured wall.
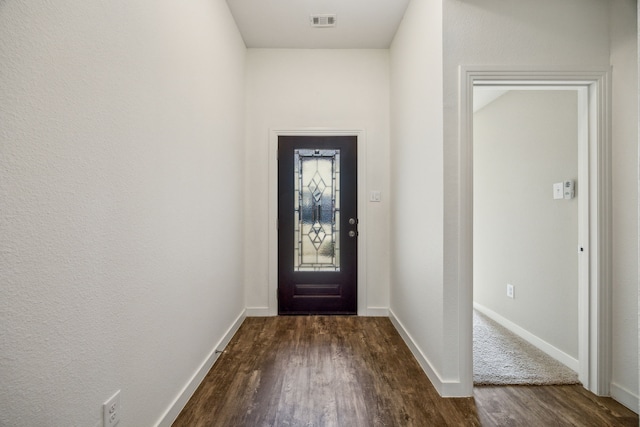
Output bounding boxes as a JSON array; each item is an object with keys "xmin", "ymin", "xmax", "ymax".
[
  {"xmin": 390, "ymin": 0, "xmax": 611, "ymax": 396},
  {"xmin": 244, "ymin": 48, "xmax": 391, "ymax": 314},
  {"xmin": 610, "ymin": 0, "xmax": 639, "ymax": 411},
  {"xmin": 474, "ymin": 90, "xmax": 579, "ymax": 359},
  {"xmin": 440, "ymin": 0, "xmax": 637, "ymax": 407},
  {"xmin": 389, "ymin": 0, "xmax": 445, "ymax": 390},
  {"xmin": 0, "ymin": 1, "xmax": 246, "ymax": 425},
  {"xmin": 440, "ymin": 0, "xmax": 610, "ymax": 393}
]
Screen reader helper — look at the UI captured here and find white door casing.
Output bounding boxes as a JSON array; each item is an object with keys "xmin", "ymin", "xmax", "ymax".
[{"xmin": 458, "ymin": 67, "xmax": 611, "ymax": 395}]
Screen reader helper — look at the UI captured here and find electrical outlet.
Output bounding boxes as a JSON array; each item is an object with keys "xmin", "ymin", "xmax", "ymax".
[
  {"xmin": 103, "ymin": 390, "xmax": 121, "ymax": 426},
  {"xmin": 506, "ymin": 283, "xmax": 514, "ymax": 299}
]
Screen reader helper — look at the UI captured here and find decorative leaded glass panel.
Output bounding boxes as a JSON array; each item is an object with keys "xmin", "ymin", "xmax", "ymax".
[{"xmin": 294, "ymin": 149, "xmax": 340, "ymax": 271}]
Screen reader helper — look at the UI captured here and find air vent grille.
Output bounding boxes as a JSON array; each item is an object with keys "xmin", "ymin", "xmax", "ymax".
[{"xmin": 310, "ymin": 14, "xmax": 337, "ymax": 28}]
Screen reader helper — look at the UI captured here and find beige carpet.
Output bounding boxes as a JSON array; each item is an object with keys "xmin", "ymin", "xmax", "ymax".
[{"xmin": 473, "ymin": 309, "xmax": 580, "ymax": 385}]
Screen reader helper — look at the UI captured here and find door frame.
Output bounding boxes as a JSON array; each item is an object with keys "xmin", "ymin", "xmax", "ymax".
[
  {"xmin": 459, "ymin": 67, "xmax": 611, "ymax": 395},
  {"xmin": 268, "ymin": 128, "xmax": 368, "ymax": 316}
]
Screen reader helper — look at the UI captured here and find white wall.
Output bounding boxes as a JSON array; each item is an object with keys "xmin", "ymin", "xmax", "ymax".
[
  {"xmin": 610, "ymin": 0, "xmax": 639, "ymax": 412},
  {"xmin": 390, "ymin": 0, "xmax": 613, "ymax": 397},
  {"xmin": 474, "ymin": 90, "xmax": 579, "ymax": 360},
  {"xmin": 244, "ymin": 49, "xmax": 391, "ymax": 315},
  {"xmin": 389, "ymin": 0, "xmax": 446, "ymax": 392},
  {"xmin": 438, "ymin": 0, "xmax": 639, "ymax": 406},
  {"xmin": 440, "ymin": 0, "xmax": 611, "ymax": 395},
  {"xmin": 0, "ymin": 1, "xmax": 246, "ymax": 426}
]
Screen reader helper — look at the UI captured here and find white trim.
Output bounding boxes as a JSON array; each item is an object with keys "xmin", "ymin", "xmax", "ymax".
[
  {"xmin": 364, "ymin": 307, "xmax": 389, "ymax": 317},
  {"xmin": 268, "ymin": 128, "xmax": 368, "ymax": 316},
  {"xmin": 610, "ymin": 382, "xmax": 640, "ymax": 414},
  {"xmin": 245, "ymin": 307, "xmax": 272, "ymax": 317},
  {"xmin": 473, "ymin": 303, "xmax": 579, "ymax": 372},
  {"xmin": 388, "ymin": 310, "xmax": 444, "ymax": 394},
  {"xmin": 155, "ymin": 309, "xmax": 246, "ymax": 427},
  {"xmin": 589, "ymin": 70, "xmax": 613, "ymax": 396},
  {"xmin": 576, "ymin": 85, "xmax": 590, "ymax": 386},
  {"xmin": 389, "ymin": 309, "xmax": 467, "ymax": 397},
  {"xmin": 459, "ymin": 66, "xmax": 611, "ymax": 396}
]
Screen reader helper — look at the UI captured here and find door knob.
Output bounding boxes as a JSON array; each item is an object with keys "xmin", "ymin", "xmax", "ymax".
[
  {"xmin": 348, "ymin": 230, "xmax": 357, "ymax": 237},
  {"xmin": 349, "ymin": 218, "xmax": 358, "ymax": 225}
]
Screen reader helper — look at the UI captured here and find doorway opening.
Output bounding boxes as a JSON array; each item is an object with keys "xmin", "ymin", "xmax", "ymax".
[
  {"xmin": 267, "ymin": 129, "xmax": 368, "ymax": 317},
  {"xmin": 472, "ymin": 87, "xmax": 586, "ymax": 385},
  {"xmin": 459, "ymin": 68, "xmax": 611, "ymax": 396}
]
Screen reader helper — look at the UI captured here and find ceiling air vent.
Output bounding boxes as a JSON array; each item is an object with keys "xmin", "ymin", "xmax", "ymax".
[{"xmin": 310, "ymin": 14, "xmax": 337, "ymax": 28}]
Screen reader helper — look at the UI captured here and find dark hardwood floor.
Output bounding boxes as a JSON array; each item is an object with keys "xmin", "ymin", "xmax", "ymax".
[{"xmin": 173, "ymin": 316, "xmax": 638, "ymax": 426}]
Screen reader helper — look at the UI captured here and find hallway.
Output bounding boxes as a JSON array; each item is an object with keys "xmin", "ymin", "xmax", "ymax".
[{"xmin": 1, "ymin": 1, "xmax": 637, "ymax": 424}]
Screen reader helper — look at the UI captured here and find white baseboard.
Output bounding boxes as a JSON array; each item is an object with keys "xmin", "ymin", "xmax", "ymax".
[
  {"xmin": 246, "ymin": 307, "xmax": 388, "ymax": 317},
  {"xmin": 388, "ymin": 310, "xmax": 469, "ymax": 397},
  {"xmin": 155, "ymin": 309, "xmax": 247, "ymax": 427},
  {"xmin": 473, "ymin": 302, "xmax": 579, "ymax": 372},
  {"xmin": 363, "ymin": 307, "xmax": 389, "ymax": 317},
  {"xmin": 610, "ymin": 382, "xmax": 639, "ymax": 414},
  {"xmin": 388, "ymin": 310, "xmax": 445, "ymax": 396},
  {"xmin": 245, "ymin": 307, "xmax": 274, "ymax": 317}
]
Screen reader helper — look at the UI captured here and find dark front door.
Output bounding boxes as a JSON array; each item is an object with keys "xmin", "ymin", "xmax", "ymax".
[{"xmin": 278, "ymin": 136, "xmax": 358, "ymax": 315}]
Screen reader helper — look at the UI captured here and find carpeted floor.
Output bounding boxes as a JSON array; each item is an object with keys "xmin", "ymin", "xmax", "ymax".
[{"xmin": 473, "ymin": 309, "xmax": 580, "ymax": 385}]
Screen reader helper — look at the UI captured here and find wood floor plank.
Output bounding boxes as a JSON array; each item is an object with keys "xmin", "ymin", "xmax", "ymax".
[
  {"xmin": 173, "ymin": 317, "xmax": 638, "ymax": 426},
  {"xmin": 474, "ymin": 386, "xmax": 638, "ymax": 427}
]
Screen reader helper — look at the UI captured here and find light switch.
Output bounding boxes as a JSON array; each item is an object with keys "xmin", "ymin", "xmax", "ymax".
[
  {"xmin": 553, "ymin": 182, "xmax": 564, "ymax": 200},
  {"xmin": 370, "ymin": 191, "xmax": 381, "ymax": 202}
]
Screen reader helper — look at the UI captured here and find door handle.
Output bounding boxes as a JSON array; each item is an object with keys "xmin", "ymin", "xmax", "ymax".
[
  {"xmin": 348, "ymin": 230, "xmax": 358, "ymax": 238},
  {"xmin": 349, "ymin": 218, "xmax": 358, "ymax": 225}
]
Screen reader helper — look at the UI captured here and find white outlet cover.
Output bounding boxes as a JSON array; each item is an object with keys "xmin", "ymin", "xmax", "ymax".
[{"xmin": 103, "ymin": 390, "xmax": 121, "ymax": 426}]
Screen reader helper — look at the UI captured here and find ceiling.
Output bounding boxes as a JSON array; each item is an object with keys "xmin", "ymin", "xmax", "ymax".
[{"xmin": 225, "ymin": 0, "xmax": 411, "ymax": 49}]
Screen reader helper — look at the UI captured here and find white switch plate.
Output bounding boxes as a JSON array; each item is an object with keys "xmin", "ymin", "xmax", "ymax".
[
  {"xmin": 103, "ymin": 390, "xmax": 121, "ymax": 426},
  {"xmin": 506, "ymin": 283, "xmax": 514, "ymax": 299},
  {"xmin": 553, "ymin": 182, "xmax": 564, "ymax": 199},
  {"xmin": 369, "ymin": 191, "xmax": 381, "ymax": 202}
]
